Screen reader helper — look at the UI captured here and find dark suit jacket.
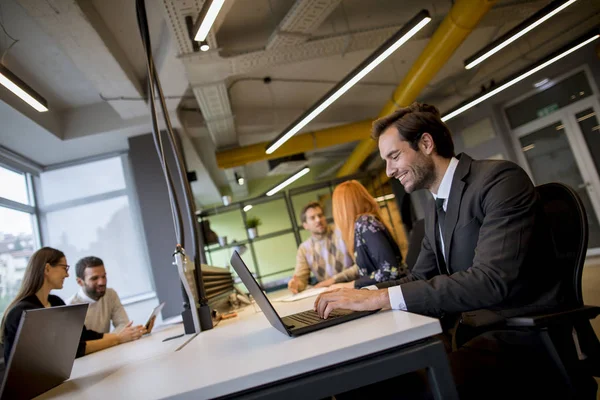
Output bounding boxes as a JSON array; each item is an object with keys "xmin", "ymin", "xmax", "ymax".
[{"xmin": 377, "ymin": 153, "xmax": 561, "ymax": 322}]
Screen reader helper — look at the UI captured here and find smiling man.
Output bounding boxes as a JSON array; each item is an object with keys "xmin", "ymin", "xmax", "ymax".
[
  {"xmin": 314, "ymin": 102, "xmax": 574, "ymax": 399},
  {"xmin": 315, "ymin": 102, "xmax": 559, "ymax": 321},
  {"xmin": 67, "ymin": 256, "xmax": 130, "ymax": 333}
]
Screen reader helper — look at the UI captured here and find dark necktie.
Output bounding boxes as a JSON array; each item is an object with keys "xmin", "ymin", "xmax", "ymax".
[
  {"xmin": 436, "ymin": 198, "xmax": 446, "ymax": 234},
  {"xmin": 435, "ymin": 198, "xmax": 448, "ymax": 274}
]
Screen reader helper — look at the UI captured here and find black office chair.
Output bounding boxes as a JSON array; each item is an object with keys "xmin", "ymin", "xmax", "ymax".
[
  {"xmin": 405, "ymin": 219, "xmax": 425, "ymax": 271},
  {"xmin": 458, "ymin": 182, "xmax": 600, "ymax": 398}
]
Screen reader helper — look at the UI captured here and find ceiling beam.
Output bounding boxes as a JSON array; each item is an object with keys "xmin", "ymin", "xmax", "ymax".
[
  {"xmin": 17, "ymin": 0, "xmax": 147, "ymax": 119},
  {"xmin": 266, "ymin": 0, "xmax": 342, "ymax": 50},
  {"xmin": 336, "ymin": 0, "xmax": 497, "ymax": 177},
  {"xmin": 182, "ymin": 25, "xmax": 407, "ymax": 84}
]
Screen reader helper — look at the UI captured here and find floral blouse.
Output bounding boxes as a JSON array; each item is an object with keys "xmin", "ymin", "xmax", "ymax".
[{"xmin": 353, "ymin": 215, "xmax": 407, "ymax": 288}]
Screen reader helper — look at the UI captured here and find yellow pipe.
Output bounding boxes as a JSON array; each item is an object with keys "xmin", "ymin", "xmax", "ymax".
[
  {"xmin": 336, "ymin": 0, "xmax": 496, "ymax": 178},
  {"xmin": 216, "ymin": 120, "xmax": 372, "ymax": 169}
]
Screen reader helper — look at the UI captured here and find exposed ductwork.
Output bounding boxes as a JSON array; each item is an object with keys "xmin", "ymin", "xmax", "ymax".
[{"xmin": 266, "ymin": 0, "xmax": 342, "ymax": 50}]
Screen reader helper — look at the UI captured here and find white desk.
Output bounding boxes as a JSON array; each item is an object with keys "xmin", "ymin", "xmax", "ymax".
[
  {"xmin": 37, "ymin": 291, "xmax": 456, "ymax": 399},
  {"xmin": 35, "ymin": 323, "xmax": 191, "ymax": 399}
]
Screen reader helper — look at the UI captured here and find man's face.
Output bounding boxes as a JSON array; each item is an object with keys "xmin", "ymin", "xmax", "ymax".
[
  {"xmin": 378, "ymin": 127, "xmax": 435, "ymax": 193},
  {"xmin": 302, "ymin": 206, "xmax": 327, "ymax": 236},
  {"xmin": 78, "ymin": 265, "xmax": 107, "ymax": 301}
]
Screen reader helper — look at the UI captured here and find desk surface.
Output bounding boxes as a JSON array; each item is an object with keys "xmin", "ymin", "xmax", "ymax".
[
  {"xmin": 38, "ymin": 290, "xmax": 441, "ymax": 400},
  {"xmin": 35, "ymin": 323, "xmax": 190, "ymax": 399}
]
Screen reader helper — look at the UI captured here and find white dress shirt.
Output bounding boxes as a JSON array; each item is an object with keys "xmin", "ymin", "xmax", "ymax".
[{"xmin": 383, "ymin": 157, "xmax": 459, "ymax": 310}]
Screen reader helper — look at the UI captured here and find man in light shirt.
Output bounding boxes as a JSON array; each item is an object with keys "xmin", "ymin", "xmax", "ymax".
[
  {"xmin": 67, "ymin": 256, "xmax": 133, "ymax": 333},
  {"xmin": 314, "ymin": 102, "xmax": 575, "ymax": 399},
  {"xmin": 287, "ymin": 202, "xmax": 355, "ymax": 293}
]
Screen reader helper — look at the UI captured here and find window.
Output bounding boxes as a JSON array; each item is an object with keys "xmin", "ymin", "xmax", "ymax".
[
  {"xmin": 505, "ymin": 70, "xmax": 593, "ymax": 129},
  {"xmin": 0, "ymin": 165, "xmax": 39, "ymax": 318},
  {"xmin": 38, "ymin": 156, "xmax": 153, "ymax": 300}
]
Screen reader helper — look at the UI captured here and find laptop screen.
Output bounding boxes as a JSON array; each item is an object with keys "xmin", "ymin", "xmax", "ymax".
[{"xmin": 230, "ymin": 251, "xmax": 290, "ymax": 336}]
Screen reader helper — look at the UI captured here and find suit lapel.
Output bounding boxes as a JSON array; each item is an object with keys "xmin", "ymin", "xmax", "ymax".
[{"xmin": 442, "ymin": 154, "xmax": 472, "ymax": 268}]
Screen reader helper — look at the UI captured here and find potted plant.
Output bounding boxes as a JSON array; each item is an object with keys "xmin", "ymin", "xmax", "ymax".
[{"xmin": 246, "ymin": 216, "xmax": 261, "ymax": 239}]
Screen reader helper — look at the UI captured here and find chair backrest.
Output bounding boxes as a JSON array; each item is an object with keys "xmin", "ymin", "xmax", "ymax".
[
  {"xmin": 405, "ymin": 219, "xmax": 425, "ymax": 271},
  {"xmin": 535, "ymin": 182, "xmax": 589, "ymax": 306}
]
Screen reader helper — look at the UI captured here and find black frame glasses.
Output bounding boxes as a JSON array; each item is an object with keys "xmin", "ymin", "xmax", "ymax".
[{"xmin": 54, "ymin": 263, "xmax": 70, "ymax": 272}]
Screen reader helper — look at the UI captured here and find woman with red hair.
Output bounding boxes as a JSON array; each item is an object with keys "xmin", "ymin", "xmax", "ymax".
[{"xmin": 330, "ymin": 180, "xmax": 407, "ymax": 289}]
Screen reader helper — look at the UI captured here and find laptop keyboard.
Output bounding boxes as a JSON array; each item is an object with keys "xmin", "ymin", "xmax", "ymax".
[{"xmin": 286, "ymin": 309, "xmax": 352, "ymax": 325}]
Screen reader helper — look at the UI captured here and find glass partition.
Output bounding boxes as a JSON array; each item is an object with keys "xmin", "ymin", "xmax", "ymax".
[
  {"xmin": 253, "ymin": 233, "xmax": 297, "ymax": 285},
  {"xmin": 205, "ymin": 209, "xmax": 247, "ymax": 249},
  {"xmin": 290, "ymin": 187, "xmax": 332, "ymax": 226},
  {"xmin": 200, "ymin": 170, "xmax": 391, "ymax": 291},
  {"xmin": 505, "ymin": 71, "xmax": 592, "ymax": 129},
  {"xmin": 245, "ymin": 198, "xmax": 291, "ymax": 237}
]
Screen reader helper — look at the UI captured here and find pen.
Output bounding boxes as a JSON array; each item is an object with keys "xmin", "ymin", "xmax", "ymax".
[{"xmin": 162, "ymin": 333, "xmax": 185, "ymax": 342}]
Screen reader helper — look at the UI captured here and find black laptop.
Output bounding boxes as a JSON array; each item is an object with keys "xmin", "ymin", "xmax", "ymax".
[
  {"xmin": 230, "ymin": 251, "xmax": 378, "ymax": 336},
  {"xmin": 0, "ymin": 303, "xmax": 88, "ymax": 400}
]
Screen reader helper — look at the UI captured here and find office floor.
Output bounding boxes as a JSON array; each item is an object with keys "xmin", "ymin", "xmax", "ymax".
[{"xmin": 581, "ymin": 255, "xmax": 600, "ymax": 399}]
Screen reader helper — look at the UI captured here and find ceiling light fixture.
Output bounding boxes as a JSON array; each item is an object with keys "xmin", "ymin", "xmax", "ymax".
[
  {"xmin": 199, "ymin": 41, "xmax": 210, "ymax": 51},
  {"xmin": 443, "ymin": 30, "xmax": 599, "ymax": 122},
  {"xmin": 194, "ymin": 0, "xmax": 225, "ymax": 42},
  {"xmin": 464, "ymin": 0, "xmax": 578, "ymax": 70},
  {"xmin": 266, "ymin": 167, "xmax": 310, "ymax": 196},
  {"xmin": 533, "ymin": 78, "xmax": 550, "ymax": 88},
  {"xmin": 0, "ymin": 65, "xmax": 48, "ymax": 112},
  {"xmin": 375, "ymin": 194, "xmax": 396, "ymax": 202},
  {"xmin": 234, "ymin": 172, "xmax": 245, "ymax": 186},
  {"xmin": 265, "ymin": 10, "xmax": 431, "ymax": 155}
]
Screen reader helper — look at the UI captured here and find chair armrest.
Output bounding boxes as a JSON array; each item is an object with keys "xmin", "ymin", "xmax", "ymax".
[{"xmin": 505, "ymin": 305, "xmax": 600, "ymax": 327}]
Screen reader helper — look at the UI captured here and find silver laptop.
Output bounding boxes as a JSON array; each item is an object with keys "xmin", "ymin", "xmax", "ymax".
[
  {"xmin": 0, "ymin": 303, "xmax": 88, "ymax": 400},
  {"xmin": 230, "ymin": 251, "xmax": 378, "ymax": 336}
]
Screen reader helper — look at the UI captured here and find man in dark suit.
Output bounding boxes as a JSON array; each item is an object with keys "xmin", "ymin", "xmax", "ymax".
[{"xmin": 314, "ymin": 102, "xmax": 580, "ymax": 399}]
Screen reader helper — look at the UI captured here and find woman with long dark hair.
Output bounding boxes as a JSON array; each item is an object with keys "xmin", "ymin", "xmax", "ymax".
[{"xmin": 1, "ymin": 247, "xmax": 145, "ymax": 362}]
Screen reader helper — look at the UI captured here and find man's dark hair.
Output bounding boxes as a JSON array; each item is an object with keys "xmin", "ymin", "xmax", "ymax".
[
  {"xmin": 372, "ymin": 102, "xmax": 455, "ymax": 158},
  {"xmin": 301, "ymin": 202, "xmax": 323, "ymax": 223},
  {"xmin": 76, "ymin": 256, "xmax": 104, "ymax": 280}
]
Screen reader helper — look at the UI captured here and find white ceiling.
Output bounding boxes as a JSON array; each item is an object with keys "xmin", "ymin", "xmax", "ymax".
[
  {"xmin": 0, "ymin": 0, "xmax": 599, "ymax": 205},
  {"xmin": 0, "ymin": 0, "xmax": 100, "ymax": 109}
]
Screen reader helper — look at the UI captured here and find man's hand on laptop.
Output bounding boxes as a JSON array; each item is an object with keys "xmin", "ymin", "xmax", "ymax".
[
  {"xmin": 314, "ymin": 288, "xmax": 390, "ymax": 319},
  {"xmin": 116, "ymin": 321, "xmax": 146, "ymax": 343}
]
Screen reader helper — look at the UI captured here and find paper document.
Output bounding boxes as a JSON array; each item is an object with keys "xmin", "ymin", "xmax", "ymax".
[{"xmin": 273, "ymin": 287, "xmax": 327, "ymax": 302}]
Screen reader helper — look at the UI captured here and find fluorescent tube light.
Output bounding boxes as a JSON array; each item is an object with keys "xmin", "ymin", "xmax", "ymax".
[
  {"xmin": 533, "ymin": 78, "xmax": 550, "ymax": 88},
  {"xmin": 443, "ymin": 32, "xmax": 599, "ymax": 122},
  {"xmin": 243, "ymin": 205, "xmax": 253, "ymax": 212},
  {"xmin": 0, "ymin": 65, "xmax": 48, "ymax": 112},
  {"xmin": 464, "ymin": 0, "xmax": 577, "ymax": 70},
  {"xmin": 375, "ymin": 194, "xmax": 396, "ymax": 202},
  {"xmin": 265, "ymin": 10, "xmax": 431, "ymax": 155},
  {"xmin": 266, "ymin": 167, "xmax": 310, "ymax": 196},
  {"xmin": 194, "ymin": 0, "xmax": 225, "ymax": 42}
]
